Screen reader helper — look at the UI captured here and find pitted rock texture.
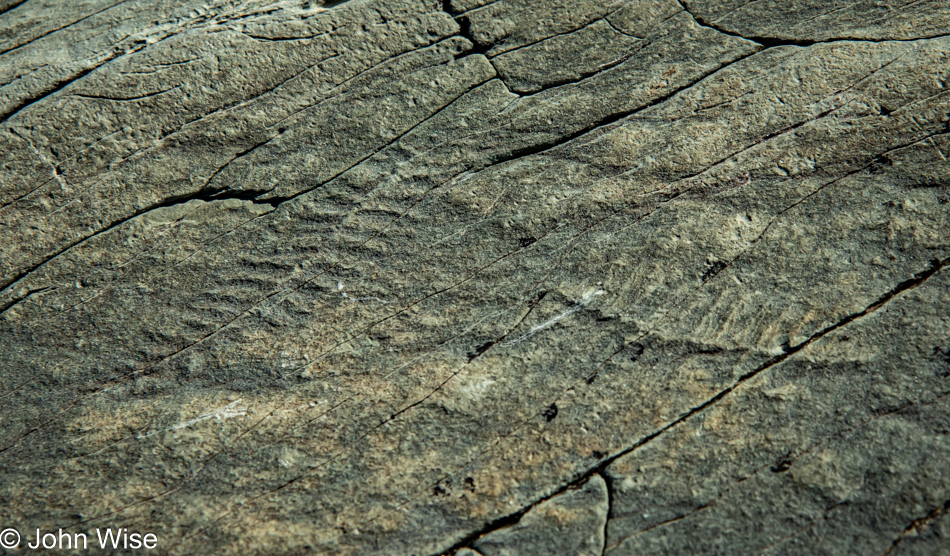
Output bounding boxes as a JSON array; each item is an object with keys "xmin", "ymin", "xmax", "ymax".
[{"xmin": 1, "ymin": 0, "xmax": 949, "ymax": 554}]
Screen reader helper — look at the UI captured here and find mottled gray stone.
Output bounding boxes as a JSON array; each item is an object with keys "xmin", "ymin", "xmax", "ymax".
[
  {"xmin": 1, "ymin": 0, "xmax": 949, "ymax": 555},
  {"xmin": 889, "ymin": 507, "xmax": 950, "ymax": 556},
  {"xmin": 492, "ymin": 19, "xmax": 642, "ymax": 94},
  {"xmin": 603, "ymin": 269, "xmax": 950, "ymax": 554}
]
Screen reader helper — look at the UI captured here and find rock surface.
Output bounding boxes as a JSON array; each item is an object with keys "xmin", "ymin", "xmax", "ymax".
[
  {"xmin": 473, "ymin": 475, "xmax": 608, "ymax": 556},
  {"xmin": 1, "ymin": 0, "xmax": 948, "ymax": 554}
]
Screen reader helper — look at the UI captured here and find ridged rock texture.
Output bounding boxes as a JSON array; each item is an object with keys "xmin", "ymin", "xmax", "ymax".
[{"xmin": 1, "ymin": 0, "xmax": 949, "ymax": 554}]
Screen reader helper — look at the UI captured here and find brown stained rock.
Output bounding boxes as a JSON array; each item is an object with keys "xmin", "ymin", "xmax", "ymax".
[{"xmin": 1, "ymin": 0, "xmax": 949, "ymax": 554}]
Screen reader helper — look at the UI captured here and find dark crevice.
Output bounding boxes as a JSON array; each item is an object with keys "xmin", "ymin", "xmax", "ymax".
[
  {"xmin": 0, "ymin": 79, "xmax": 498, "ymax": 401},
  {"xmin": 1, "ymin": 39, "xmax": 485, "ymax": 294},
  {"xmin": 241, "ymin": 31, "xmax": 331, "ymax": 42},
  {"xmin": 883, "ymin": 499, "xmax": 950, "ymax": 555},
  {"xmin": 192, "ymin": 188, "xmax": 280, "ymax": 206},
  {"xmin": 123, "ymin": 58, "xmax": 198, "ymax": 73},
  {"xmin": 455, "ymin": 511, "xmax": 525, "ymax": 554},
  {"xmin": 314, "ymin": 0, "xmax": 352, "ymax": 7},
  {"xmin": 202, "ymin": 134, "xmax": 281, "ymax": 192},
  {"xmin": 0, "ymin": 189, "xmax": 276, "ymax": 293},
  {"xmin": 126, "ymin": 185, "xmax": 280, "ymax": 211},
  {"xmin": 7, "ymin": 48, "xmax": 938, "ymax": 311},
  {"xmin": 440, "ymin": 0, "xmax": 459, "ymax": 17},
  {"xmin": 599, "ymin": 472, "xmax": 613, "ymax": 556},
  {"xmin": 441, "ymin": 256, "xmax": 948, "ymax": 556},
  {"xmin": 0, "ymin": 0, "xmax": 29, "ymax": 17},
  {"xmin": 5, "ymin": 15, "xmax": 741, "ymax": 296},
  {"xmin": 454, "ymin": 15, "xmax": 492, "ymax": 56},
  {"xmin": 603, "ymin": 18, "xmax": 642, "ymax": 40},
  {"xmin": 677, "ymin": 0, "xmax": 950, "ymax": 47},
  {"xmin": 467, "ymin": 341, "xmax": 495, "ymax": 362},
  {"xmin": 0, "ymin": 285, "xmax": 51, "ymax": 316},
  {"xmin": 1, "ymin": 68, "xmax": 491, "ymax": 306},
  {"xmin": 71, "ymin": 85, "xmax": 182, "ymax": 102}
]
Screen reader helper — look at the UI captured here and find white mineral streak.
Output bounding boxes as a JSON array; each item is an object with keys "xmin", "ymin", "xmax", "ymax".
[
  {"xmin": 503, "ymin": 289, "xmax": 605, "ymax": 346},
  {"xmin": 139, "ymin": 399, "xmax": 247, "ymax": 439}
]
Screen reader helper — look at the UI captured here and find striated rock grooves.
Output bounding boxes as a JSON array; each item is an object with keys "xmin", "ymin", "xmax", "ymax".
[{"xmin": 1, "ymin": 0, "xmax": 949, "ymax": 553}]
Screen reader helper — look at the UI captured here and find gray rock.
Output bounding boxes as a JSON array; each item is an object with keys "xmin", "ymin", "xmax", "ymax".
[
  {"xmin": 682, "ymin": 0, "xmax": 950, "ymax": 42},
  {"xmin": 474, "ymin": 475, "xmax": 609, "ymax": 556},
  {"xmin": 1, "ymin": 0, "xmax": 948, "ymax": 554}
]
